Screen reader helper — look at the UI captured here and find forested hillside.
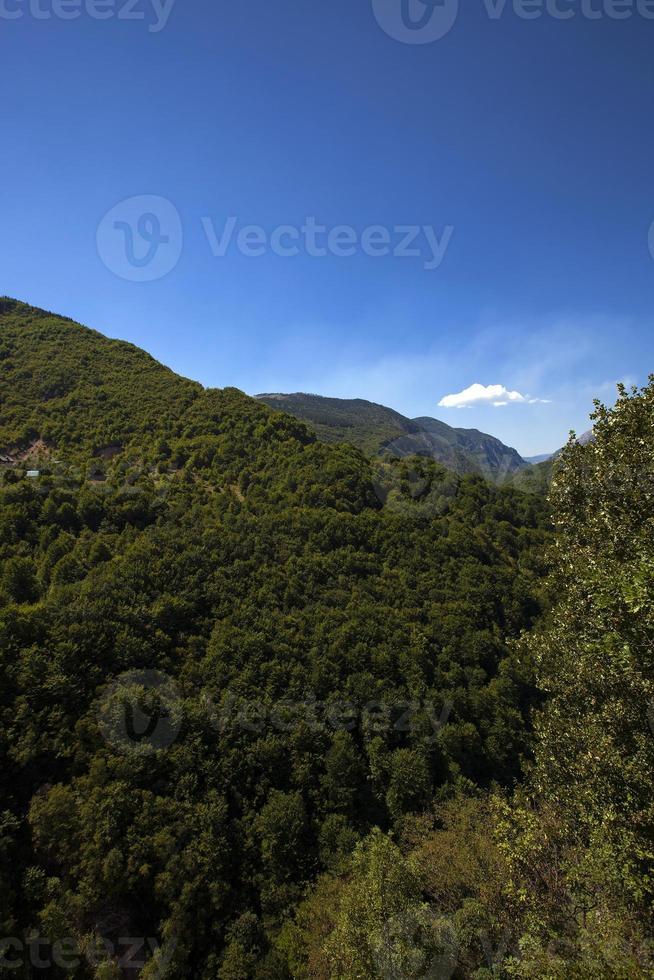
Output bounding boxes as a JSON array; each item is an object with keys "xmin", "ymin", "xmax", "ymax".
[
  {"xmin": 285, "ymin": 383, "xmax": 654, "ymax": 978},
  {"xmin": 1, "ymin": 300, "xmax": 651, "ymax": 978},
  {"xmin": 256, "ymin": 392, "xmax": 528, "ymax": 482},
  {"xmin": 0, "ymin": 300, "xmax": 551, "ymax": 977},
  {"xmin": 0, "ymin": 299, "xmax": 203, "ymax": 456}
]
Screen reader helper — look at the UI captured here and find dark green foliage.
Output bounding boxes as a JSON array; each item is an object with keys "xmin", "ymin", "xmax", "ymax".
[
  {"xmin": 257, "ymin": 392, "xmax": 528, "ymax": 482},
  {"xmin": 0, "ymin": 299, "xmax": 201, "ymax": 455},
  {"xmin": 256, "ymin": 392, "xmax": 416, "ymax": 458},
  {"xmin": 0, "ymin": 300, "xmax": 551, "ymax": 976},
  {"xmin": 508, "ymin": 456, "xmax": 555, "ymax": 494},
  {"xmin": 290, "ymin": 381, "xmax": 654, "ymax": 978}
]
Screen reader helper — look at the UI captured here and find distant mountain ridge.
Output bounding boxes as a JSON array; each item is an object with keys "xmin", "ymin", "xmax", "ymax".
[
  {"xmin": 509, "ymin": 428, "xmax": 596, "ymax": 492},
  {"xmin": 524, "ymin": 453, "xmax": 553, "ymax": 465},
  {"xmin": 256, "ymin": 392, "xmax": 529, "ymax": 482}
]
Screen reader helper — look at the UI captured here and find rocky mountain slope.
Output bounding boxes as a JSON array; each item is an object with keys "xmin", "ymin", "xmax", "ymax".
[{"xmin": 257, "ymin": 392, "xmax": 528, "ymax": 482}]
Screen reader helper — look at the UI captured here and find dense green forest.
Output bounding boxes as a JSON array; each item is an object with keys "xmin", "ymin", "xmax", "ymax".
[{"xmin": 0, "ymin": 300, "xmax": 652, "ymax": 977}]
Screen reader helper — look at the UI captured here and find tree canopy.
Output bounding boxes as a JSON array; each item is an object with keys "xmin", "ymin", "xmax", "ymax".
[{"xmin": 6, "ymin": 302, "xmax": 653, "ymax": 977}]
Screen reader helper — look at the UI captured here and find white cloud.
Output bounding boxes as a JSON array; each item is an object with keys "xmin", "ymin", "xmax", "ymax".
[{"xmin": 438, "ymin": 383, "xmax": 549, "ymax": 409}]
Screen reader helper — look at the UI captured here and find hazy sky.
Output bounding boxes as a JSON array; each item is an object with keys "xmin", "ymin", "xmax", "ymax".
[{"xmin": 2, "ymin": 0, "xmax": 654, "ymax": 454}]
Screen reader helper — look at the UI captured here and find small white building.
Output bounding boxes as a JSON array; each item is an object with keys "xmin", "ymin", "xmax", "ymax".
[{"xmin": 26, "ymin": 470, "xmax": 40, "ymax": 478}]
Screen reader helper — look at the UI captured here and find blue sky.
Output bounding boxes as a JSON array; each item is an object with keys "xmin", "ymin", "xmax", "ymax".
[{"xmin": 2, "ymin": 0, "xmax": 654, "ymax": 455}]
